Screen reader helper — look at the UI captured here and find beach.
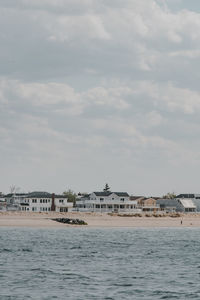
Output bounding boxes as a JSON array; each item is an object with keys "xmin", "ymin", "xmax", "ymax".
[{"xmin": 0, "ymin": 211, "xmax": 200, "ymax": 227}]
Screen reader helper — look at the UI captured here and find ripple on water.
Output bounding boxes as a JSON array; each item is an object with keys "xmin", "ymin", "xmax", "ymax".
[{"xmin": 0, "ymin": 228, "xmax": 200, "ymax": 299}]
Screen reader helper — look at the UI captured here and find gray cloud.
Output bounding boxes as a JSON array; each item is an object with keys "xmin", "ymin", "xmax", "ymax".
[{"xmin": 1, "ymin": 0, "xmax": 200, "ymax": 195}]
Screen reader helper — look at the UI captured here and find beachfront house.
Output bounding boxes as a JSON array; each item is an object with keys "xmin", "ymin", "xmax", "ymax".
[
  {"xmin": 5, "ymin": 191, "xmax": 73, "ymax": 212},
  {"xmin": 136, "ymin": 197, "xmax": 161, "ymax": 212},
  {"xmin": 157, "ymin": 198, "xmax": 196, "ymax": 213},
  {"xmin": 75, "ymin": 191, "xmax": 140, "ymax": 213},
  {"xmin": 175, "ymin": 194, "xmax": 200, "ymax": 212},
  {"xmin": 5, "ymin": 193, "xmax": 27, "ymax": 211},
  {"xmin": 24, "ymin": 192, "xmax": 73, "ymax": 212}
]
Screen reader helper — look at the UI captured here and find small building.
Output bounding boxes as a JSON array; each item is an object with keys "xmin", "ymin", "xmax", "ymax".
[
  {"xmin": 157, "ymin": 198, "xmax": 196, "ymax": 213},
  {"xmin": 75, "ymin": 191, "xmax": 140, "ymax": 213},
  {"xmin": 176, "ymin": 194, "xmax": 200, "ymax": 212},
  {"xmin": 136, "ymin": 197, "xmax": 161, "ymax": 212},
  {"xmin": 5, "ymin": 193, "xmax": 27, "ymax": 205}
]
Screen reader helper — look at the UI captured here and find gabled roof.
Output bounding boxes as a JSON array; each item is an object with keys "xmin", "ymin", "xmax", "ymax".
[
  {"xmin": 179, "ymin": 199, "xmax": 196, "ymax": 209},
  {"xmin": 93, "ymin": 192, "xmax": 112, "ymax": 197},
  {"xmin": 93, "ymin": 192, "xmax": 129, "ymax": 197}
]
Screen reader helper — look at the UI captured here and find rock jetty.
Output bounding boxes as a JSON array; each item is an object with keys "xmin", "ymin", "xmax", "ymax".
[{"xmin": 52, "ymin": 218, "xmax": 87, "ymax": 225}]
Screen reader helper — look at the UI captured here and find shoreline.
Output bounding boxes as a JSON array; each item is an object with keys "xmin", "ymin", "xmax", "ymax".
[{"xmin": 0, "ymin": 211, "xmax": 200, "ymax": 228}]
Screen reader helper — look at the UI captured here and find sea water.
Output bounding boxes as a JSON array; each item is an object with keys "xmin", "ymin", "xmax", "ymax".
[{"xmin": 0, "ymin": 227, "xmax": 200, "ymax": 299}]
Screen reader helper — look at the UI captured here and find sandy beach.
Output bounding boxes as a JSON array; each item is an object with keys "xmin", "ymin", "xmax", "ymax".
[{"xmin": 0, "ymin": 211, "xmax": 200, "ymax": 228}]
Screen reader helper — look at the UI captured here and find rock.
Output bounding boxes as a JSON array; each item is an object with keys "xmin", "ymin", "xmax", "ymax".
[{"xmin": 52, "ymin": 218, "xmax": 87, "ymax": 225}]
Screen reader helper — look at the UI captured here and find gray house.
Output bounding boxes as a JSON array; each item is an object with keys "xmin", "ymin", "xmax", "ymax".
[
  {"xmin": 176, "ymin": 194, "xmax": 200, "ymax": 212},
  {"xmin": 157, "ymin": 198, "xmax": 196, "ymax": 213}
]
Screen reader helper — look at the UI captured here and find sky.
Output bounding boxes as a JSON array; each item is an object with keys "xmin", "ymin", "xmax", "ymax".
[{"xmin": 1, "ymin": 0, "xmax": 200, "ymax": 196}]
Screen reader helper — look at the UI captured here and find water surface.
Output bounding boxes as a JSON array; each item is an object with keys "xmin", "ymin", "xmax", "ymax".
[{"xmin": 0, "ymin": 227, "xmax": 200, "ymax": 299}]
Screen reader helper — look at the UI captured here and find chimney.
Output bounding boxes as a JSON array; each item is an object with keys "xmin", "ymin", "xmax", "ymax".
[{"xmin": 51, "ymin": 193, "xmax": 56, "ymax": 211}]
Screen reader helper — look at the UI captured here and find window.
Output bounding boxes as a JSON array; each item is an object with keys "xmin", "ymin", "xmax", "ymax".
[
  {"xmin": 120, "ymin": 198, "xmax": 125, "ymax": 202},
  {"xmin": 60, "ymin": 208, "xmax": 68, "ymax": 212},
  {"xmin": 59, "ymin": 199, "xmax": 64, "ymax": 203},
  {"xmin": 40, "ymin": 199, "xmax": 42, "ymax": 203},
  {"xmin": 100, "ymin": 198, "xmax": 104, "ymax": 201}
]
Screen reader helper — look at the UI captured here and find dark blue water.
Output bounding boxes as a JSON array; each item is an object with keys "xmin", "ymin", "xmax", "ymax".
[{"xmin": 0, "ymin": 228, "xmax": 200, "ymax": 299}]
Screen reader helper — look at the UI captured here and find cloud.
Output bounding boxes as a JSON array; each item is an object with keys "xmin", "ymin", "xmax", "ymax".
[{"xmin": 1, "ymin": 0, "xmax": 200, "ymax": 193}]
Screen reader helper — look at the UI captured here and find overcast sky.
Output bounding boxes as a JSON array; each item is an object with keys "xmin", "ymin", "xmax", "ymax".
[{"xmin": 1, "ymin": 0, "xmax": 200, "ymax": 195}]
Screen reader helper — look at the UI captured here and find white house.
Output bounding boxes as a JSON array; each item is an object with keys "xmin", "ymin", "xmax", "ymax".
[
  {"xmin": 76, "ymin": 191, "xmax": 140, "ymax": 213},
  {"xmin": 5, "ymin": 192, "xmax": 73, "ymax": 212}
]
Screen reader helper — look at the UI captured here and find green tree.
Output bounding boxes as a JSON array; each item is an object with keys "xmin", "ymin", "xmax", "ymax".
[
  {"xmin": 63, "ymin": 189, "xmax": 77, "ymax": 206},
  {"xmin": 103, "ymin": 183, "xmax": 111, "ymax": 192},
  {"xmin": 162, "ymin": 192, "xmax": 176, "ymax": 199}
]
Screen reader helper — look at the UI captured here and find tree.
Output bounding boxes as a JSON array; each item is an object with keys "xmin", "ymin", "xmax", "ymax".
[
  {"xmin": 162, "ymin": 192, "xmax": 176, "ymax": 199},
  {"xmin": 9, "ymin": 185, "xmax": 20, "ymax": 194},
  {"xmin": 63, "ymin": 189, "xmax": 77, "ymax": 205},
  {"xmin": 103, "ymin": 183, "xmax": 111, "ymax": 192}
]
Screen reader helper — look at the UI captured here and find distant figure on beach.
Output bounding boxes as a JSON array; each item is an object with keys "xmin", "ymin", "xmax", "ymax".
[{"xmin": 181, "ymin": 220, "xmax": 183, "ymax": 225}]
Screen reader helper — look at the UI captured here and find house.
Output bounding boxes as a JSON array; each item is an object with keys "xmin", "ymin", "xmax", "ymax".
[
  {"xmin": 75, "ymin": 191, "xmax": 140, "ymax": 213},
  {"xmin": 176, "ymin": 194, "xmax": 200, "ymax": 212},
  {"xmin": 5, "ymin": 191, "xmax": 73, "ymax": 212},
  {"xmin": 5, "ymin": 193, "xmax": 27, "ymax": 205},
  {"xmin": 157, "ymin": 198, "xmax": 196, "ymax": 213},
  {"xmin": 136, "ymin": 197, "xmax": 161, "ymax": 212}
]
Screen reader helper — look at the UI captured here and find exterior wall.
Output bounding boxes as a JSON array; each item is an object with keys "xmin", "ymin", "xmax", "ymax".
[
  {"xmin": 76, "ymin": 194, "xmax": 139, "ymax": 213},
  {"xmin": 25, "ymin": 197, "xmax": 52, "ymax": 212},
  {"xmin": 143, "ymin": 198, "xmax": 156, "ymax": 206},
  {"xmin": 20, "ymin": 195, "xmax": 72, "ymax": 212},
  {"xmin": 54, "ymin": 198, "xmax": 73, "ymax": 212},
  {"xmin": 137, "ymin": 198, "xmax": 156, "ymax": 207},
  {"xmin": 89, "ymin": 192, "xmax": 130, "ymax": 203},
  {"xmin": 192, "ymin": 199, "xmax": 200, "ymax": 212}
]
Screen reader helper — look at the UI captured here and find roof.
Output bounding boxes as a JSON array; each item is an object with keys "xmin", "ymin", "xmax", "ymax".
[
  {"xmin": 93, "ymin": 192, "xmax": 112, "ymax": 196},
  {"xmin": 179, "ymin": 199, "xmax": 196, "ymax": 209},
  {"xmin": 93, "ymin": 192, "xmax": 129, "ymax": 197},
  {"xmin": 5, "ymin": 193, "xmax": 27, "ymax": 198},
  {"xmin": 26, "ymin": 192, "xmax": 67, "ymax": 199},
  {"xmin": 176, "ymin": 194, "xmax": 195, "ymax": 198},
  {"xmin": 130, "ymin": 196, "xmax": 144, "ymax": 200},
  {"xmin": 114, "ymin": 192, "xmax": 129, "ymax": 197},
  {"xmin": 26, "ymin": 192, "xmax": 52, "ymax": 198}
]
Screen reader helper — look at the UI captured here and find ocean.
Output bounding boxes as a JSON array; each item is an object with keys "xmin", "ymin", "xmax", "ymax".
[{"xmin": 0, "ymin": 227, "xmax": 200, "ymax": 299}]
